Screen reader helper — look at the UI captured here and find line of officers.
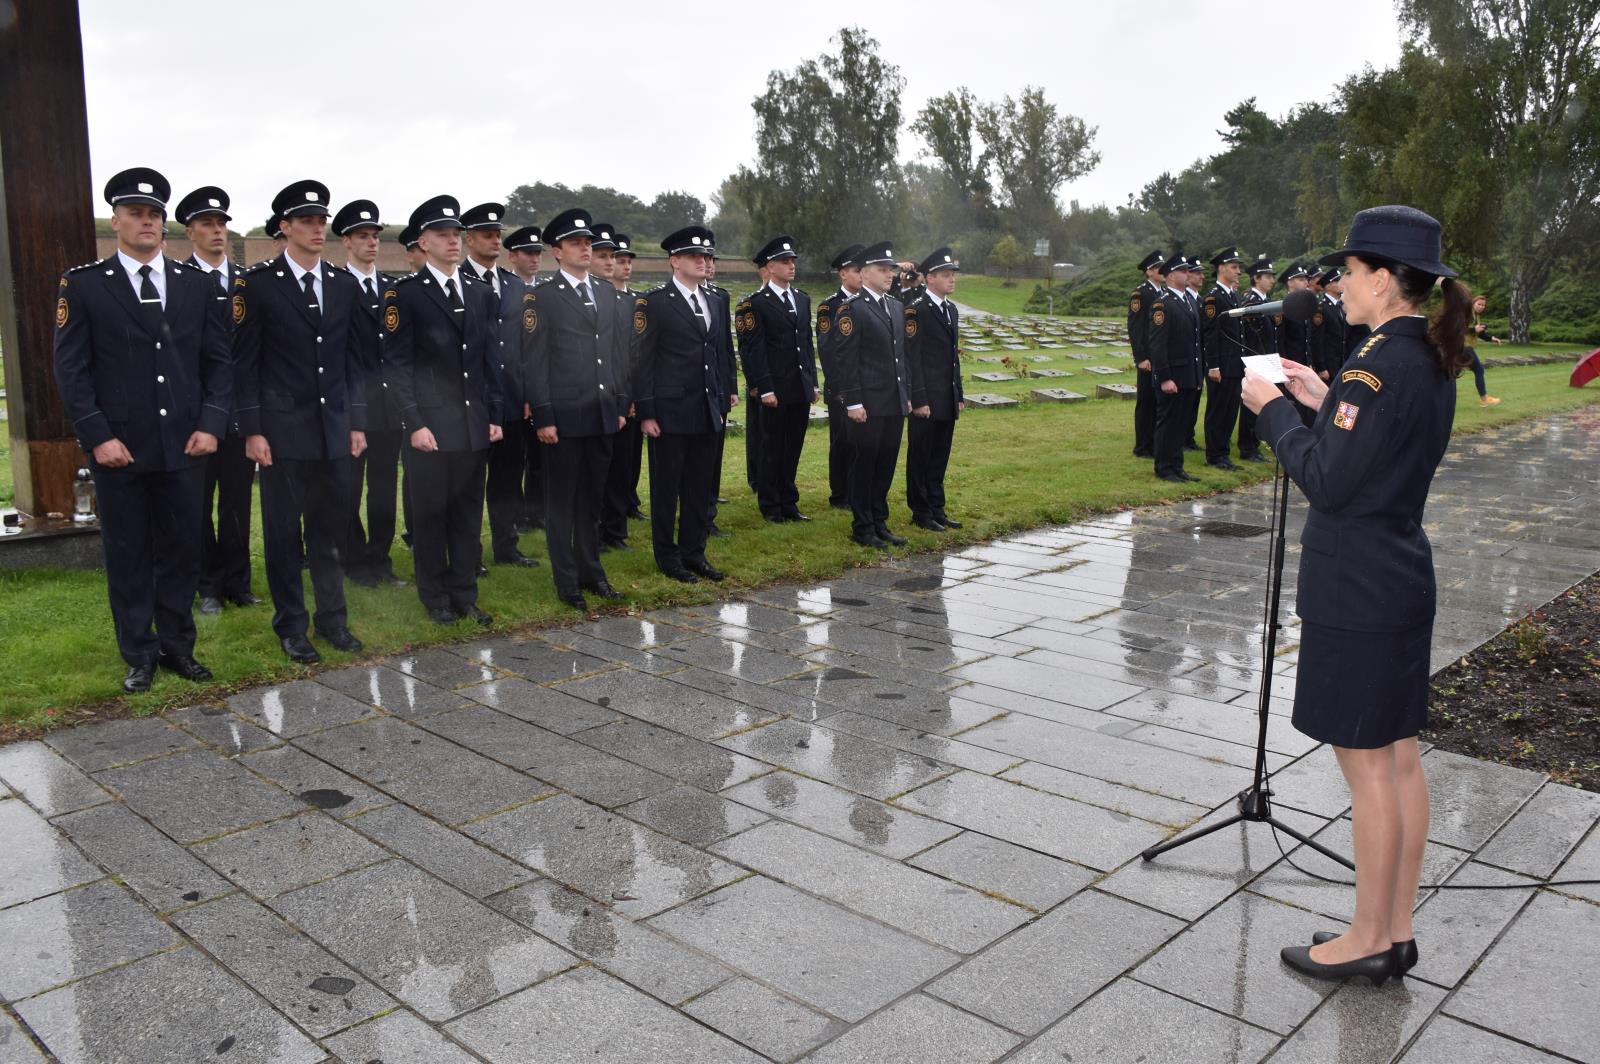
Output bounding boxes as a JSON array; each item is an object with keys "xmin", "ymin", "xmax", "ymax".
[
  {"xmin": 1126, "ymin": 247, "xmax": 1369, "ymax": 482},
  {"xmin": 51, "ymin": 168, "xmax": 967, "ymax": 693}
]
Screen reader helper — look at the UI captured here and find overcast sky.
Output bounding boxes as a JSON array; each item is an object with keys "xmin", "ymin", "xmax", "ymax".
[{"xmin": 79, "ymin": 0, "xmax": 1407, "ymax": 228}]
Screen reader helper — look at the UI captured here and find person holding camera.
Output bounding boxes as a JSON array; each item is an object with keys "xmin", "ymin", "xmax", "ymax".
[{"xmin": 1242, "ymin": 205, "xmax": 1471, "ymax": 987}]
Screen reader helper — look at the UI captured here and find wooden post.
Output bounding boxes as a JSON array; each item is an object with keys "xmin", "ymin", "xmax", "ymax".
[{"xmin": 0, "ymin": 0, "xmax": 95, "ymax": 517}]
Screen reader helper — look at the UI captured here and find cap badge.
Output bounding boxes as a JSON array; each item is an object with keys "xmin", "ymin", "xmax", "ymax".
[
  {"xmin": 782, "ymin": 242, "xmax": 791, "ymax": 250},
  {"xmin": 207, "ymin": 198, "xmax": 220, "ymax": 208},
  {"xmin": 359, "ymin": 210, "xmax": 371, "ymax": 219},
  {"xmin": 305, "ymin": 190, "xmax": 317, "ymax": 201},
  {"xmin": 488, "ymin": 212, "xmax": 498, "ymax": 221},
  {"xmin": 574, "ymin": 218, "xmax": 585, "ymax": 227},
  {"xmin": 442, "ymin": 207, "xmax": 454, "ymax": 216},
  {"xmin": 137, "ymin": 182, "xmax": 153, "ymax": 194}
]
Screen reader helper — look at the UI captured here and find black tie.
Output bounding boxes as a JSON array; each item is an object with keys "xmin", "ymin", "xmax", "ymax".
[
  {"xmin": 576, "ymin": 279, "xmax": 593, "ymax": 307},
  {"xmin": 445, "ymin": 277, "xmax": 463, "ymax": 313},
  {"xmin": 690, "ymin": 291, "xmax": 708, "ymax": 333},
  {"xmin": 363, "ymin": 277, "xmax": 377, "ymax": 303},
  {"xmin": 302, "ymin": 272, "xmax": 320, "ymax": 318},
  {"xmin": 214, "ymin": 269, "xmax": 228, "ymax": 297},
  {"xmin": 138, "ymin": 264, "xmax": 161, "ymax": 306},
  {"xmin": 781, "ymin": 289, "xmax": 795, "ymax": 316},
  {"xmin": 943, "ymin": 301, "xmax": 955, "ymax": 330}
]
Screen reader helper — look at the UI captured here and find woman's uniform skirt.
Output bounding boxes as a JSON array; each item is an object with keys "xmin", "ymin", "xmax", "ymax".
[{"xmin": 1291, "ymin": 619, "xmax": 1433, "ymax": 748}]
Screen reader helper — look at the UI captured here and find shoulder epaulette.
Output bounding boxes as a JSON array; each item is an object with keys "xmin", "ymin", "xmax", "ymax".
[
  {"xmin": 392, "ymin": 271, "xmax": 421, "ymax": 286},
  {"xmin": 1353, "ymin": 333, "xmax": 1389, "ymax": 359},
  {"xmin": 245, "ymin": 260, "xmax": 275, "ymax": 276},
  {"xmin": 66, "ymin": 257, "xmax": 109, "ymax": 276}
]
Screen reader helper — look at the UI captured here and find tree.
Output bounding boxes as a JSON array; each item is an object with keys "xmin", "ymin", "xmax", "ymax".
[
  {"xmin": 990, "ymin": 234, "xmax": 1029, "ymax": 286},
  {"xmin": 734, "ymin": 27, "xmax": 906, "ymax": 264},
  {"xmin": 647, "ymin": 191, "xmax": 707, "ymax": 235},
  {"xmin": 912, "ymin": 88, "xmax": 991, "ymax": 206},
  {"xmin": 707, "ymin": 174, "xmax": 753, "ymax": 261},
  {"xmin": 1358, "ymin": 0, "xmax": 1600, "ymax": 340},
  {"xmin": 975, "ymin": 87, "xmax": 1100, "ymax": 239}
]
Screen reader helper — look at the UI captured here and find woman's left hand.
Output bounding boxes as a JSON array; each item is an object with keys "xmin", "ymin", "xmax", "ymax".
[{"xmin": 1241, "ymin": 372, "xmax": 1282, "ymax": 414}]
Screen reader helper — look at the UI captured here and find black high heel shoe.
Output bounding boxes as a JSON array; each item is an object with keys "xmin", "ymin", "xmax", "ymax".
[
  {"xmin": 1280, "ymin": 943, "xmax": 1397, "ymax": 987},
  {"xmin": 1312, "ymin": 931, "xmax": 1418, "ymax": 976}
]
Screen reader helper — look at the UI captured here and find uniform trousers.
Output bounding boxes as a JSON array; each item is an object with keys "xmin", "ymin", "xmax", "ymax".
[
  {"xmin": 1132, "ymin": 367, "xmax": 1156, "ymax": 456},
  {"xmin": 92, "ymin": 462, "xmax": 204, "ymax": 666},
  {"xmin": 826, "ymin": 399, "xmax": 852, "ymax": 505},
  {"xmin": 906, "ymin": 416, "xmax": 955, "ymax": 521},
  {"xmin": 1203, "ymin": 376, "xmax": 1244, "ymax": 463},
  {"xmin": 757, "ymin": 402, "xmax": 809, "ymax": 518},
  {"xmin": 744, "ymin": 391, "xmax": 762, "ymax": 492},
  {"xmin": 600, "ymin": 415, "xmax": 643, "ymax": 543},
  {"xmin": 198, "ymin": 435, "xmax": 255, "ymax": 599},
  {"xmin": 542, "ymin": 434, "xmax": 614, "ymax": 594},
  {"xmin": 408, "ymin": 447, "xmax": 487, "ymax": 613},
  {"xmin": 259, "ymin": 455, "xmax": 351, "ymax": 640},
  {"xmin": 346, "ymin": 427, "xmax": 401, "ymax": 579},
  {"xmin": 1153, "ymin": 387, "xmax": 1195, "ymax": 478},
  {"xmin": 846, "ymin": 414, "xmax": 904, "ymax": 538},
  {"xmin": 648, "ymin": 431, "xmax": 717, "ymax": 572},
  {"xmin": 485, "ymin": 420, "xmax": 529, "ymax": 560}
]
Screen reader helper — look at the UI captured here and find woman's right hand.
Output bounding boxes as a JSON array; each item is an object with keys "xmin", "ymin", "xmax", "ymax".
[{"xmin": 1280, "ymin": 357, "xmax": 1329, "ymax": 411}]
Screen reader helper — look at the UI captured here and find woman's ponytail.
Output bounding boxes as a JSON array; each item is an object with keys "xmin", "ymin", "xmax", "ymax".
[{"xmin": 1429, "ymin": 277, "xmax": 1474, "ymax": 376}]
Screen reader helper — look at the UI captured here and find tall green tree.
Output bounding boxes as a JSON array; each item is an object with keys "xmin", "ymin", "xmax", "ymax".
[
  {"xmin": 911, "ymin": 87, "xmax": 992, "ymax": 207},
  {"xmin": 1344, "ymin": 0, "xmax": 1600, "ymax": 339},
  {"xmin": 735, "ymin": 27, "xmax": 906, "ymax": 264},
  {"xmin": 974, "ymin": 87, "xmax": 1100, "ymax": 240}
]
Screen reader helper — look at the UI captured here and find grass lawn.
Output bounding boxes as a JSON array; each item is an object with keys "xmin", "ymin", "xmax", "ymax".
[
  {"xmin": 1, "ymin": 324, "xmax": 1596, "ymax": 732},
  {"xmin": 949, "ymin": 274, "xmax": 1053, "ymax": 316}
]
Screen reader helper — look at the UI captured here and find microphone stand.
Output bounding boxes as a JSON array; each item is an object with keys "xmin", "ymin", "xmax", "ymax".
[{"xmin": 1140, "ymin": 305, "xmax": 1353, "ymax": 871}]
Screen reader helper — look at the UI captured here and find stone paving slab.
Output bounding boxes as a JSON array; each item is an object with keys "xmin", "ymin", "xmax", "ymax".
[{"xmin": 5, "ymin": 410, "xmax": 1600, "ymax": 1062}]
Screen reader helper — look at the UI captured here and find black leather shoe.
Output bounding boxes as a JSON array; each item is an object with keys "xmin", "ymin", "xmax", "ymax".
[
  {"xmin": 686, "ymin": 561, "xmax": 725, "ymax": 582},
  {"xmin": 600, "ymin": 539, "xmax": 633, "ymax": 553},
  {"xmin": 379, "ymin": 572, "xmax": 409, "ymax": 587},
  {"xmin": 1132, "ymin": 449, "xmax": 1154, "ymax": 459},
  {"xmin": 427, "ymin": 606, "xmax": 459, "ymax": 625},
  {"xmin": 347, "ymin": 568, "xmax": 379, "ymax": 588},
  {"xmin": 1157, "ymin": 472, "xmax": 1188, "ymax": 483},
  {"xmin": 1207, "ymin": 459, "xmax": 1241, "ymax": 471},
  {"xmin": 476, "ymin": 564, "xmax": 489, "ymax": 577},
  {"xmin": 1240, "ymin": 452, "xmax": 1270, "ymax": 463},
  {"xmin": 662, "ymin": 566, "xmax": 700, "ymax": 584},
  {"xmin": 158, "ymin": 654, "xmax": 213, "ymax": 682},
  {"xmin": 197, "ymin": 596, "xmax": 224, "ymax": 615},
  {"xmin": 559, "ymin": 591, "xmax": 589, "ymax": 611},
  {"xmin": 1183, "ymin": 442, "xmax": 1202, "ymax": 452},
  {"xmin": 937, "ymin": 516, "xmax": 963, "ymax": 529},
  {"xmin": 281, "ymin": 636, "xmax": 321, "ymax": 665},
  {"xmin": 317, "ymin": 627, "xmax": 363, "ymax": 653},
  {"xmin": 495, "ymin": 552, "xmax": 541, "ymax": 567},
  {"xmin": 707, "ymin": 522, "xmax": 730, "ymax": 538},
  {"xmin": 763, "ymin": 514, "xmax": 786, "ymax": 524},
  {"xmin": 226, "ymin": 592, "xmax": 262, "ymax": 607},
  {"xmin": 783, "ymin": 511, "xmax": 812, "ymax": 522},
  {"xmin": 585, "ymin": 581, "xmax": 625, "ymax": 601},
  {"xmin": 460, "ymin": 606, "xmax": 493, "ymax": 626},
  {"xmin": 627, "ymin": 507, "xmax": 648, "ymax": 520},
  {"xmin": 123, "ymin": 663, "xmax": 156, "ymax": 693},
  {"xmin": 852, "ymin": 534, "xmax": 889, "ymax": 549},
  {"xmin": 716, "ymin": 497, "xmax": 730, "ymax": 505},
  {"xmin": 877, "ymin": 528, "xmax": 908, "ymax": 546},
  {"xmin": 1280, "ymin": 944, "xmax": 1396, "ymax": 987},
  {"xmin": 912, "ymin": 516, "xmax": 946, "ymax": 531},
  {"xmin": 1312, "ymin": 932, "xmax": 1417, "ymax": 976},
  {"xmin": 1180, "ymin": 472, "xmax": 1202, "ymax": 482}
]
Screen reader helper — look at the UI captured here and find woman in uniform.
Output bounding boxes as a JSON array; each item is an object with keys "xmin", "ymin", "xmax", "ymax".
[{"xmin": 1242, "ymin": 205, "xmax": 1472, "ymax": 986}]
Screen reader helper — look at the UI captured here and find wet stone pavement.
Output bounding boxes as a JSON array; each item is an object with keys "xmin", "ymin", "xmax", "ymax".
[{"xmin": 4, "ymin": 410, "xmax": 1600, "ymax": 1063}]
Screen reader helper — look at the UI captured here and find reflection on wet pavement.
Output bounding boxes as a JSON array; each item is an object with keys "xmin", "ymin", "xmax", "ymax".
[{"xmin": 3, "ymin": 412, "xmax": 1600, "ymax": 1060}]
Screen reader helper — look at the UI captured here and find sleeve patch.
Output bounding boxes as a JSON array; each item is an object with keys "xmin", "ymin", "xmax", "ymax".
[
  {"xmin": 906, "ymin": 317, "xmax": 918, "ymax": 338},
  {"xmin": 1333, "ymin": 402, "xmax": 1360, "ymax": 430},
  {"xmin": 384, "ymin": 304, "xmax": 399, "ymax": 333},
  {"xmin": 523, "ymin": 307, "xmax": 537, "ymax": 332},
  {"xmin": 1152, "ymin": 308, "xmax": 1165, "ymax": 326},
  {"xmin": 818, "ymin": 313, "xmax": 831, "ymax": 334},
  {"xmin": 633, "ymin": 309, "xmax": 646, "ymax": 334},
  {"xmin": 1129, "ymin": 296, "xmax": 1141, "ymax": 314},
  {"xmin": 837, "ymin": 313, "xmax": 853, "ymax": 337},
  {"xmin": 1340, "ymin": 369, "xmax": 1382, "ymax": 392},
  {"xmin": 1205, "ymin": 302, "xmax": 1216, "ymax": 319},
  {"xmin": 56, "ymin": 297, "xmax": 68, "ymax": 328},
  {"xmin": 231, "ymin": 294, "xmax": 245, "ymax": 326}
]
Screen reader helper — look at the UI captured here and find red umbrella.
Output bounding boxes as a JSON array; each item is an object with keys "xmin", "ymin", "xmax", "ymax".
[{"xmin": 1571, "ymin": 347, "xmax": 1600, "ymax": 387}]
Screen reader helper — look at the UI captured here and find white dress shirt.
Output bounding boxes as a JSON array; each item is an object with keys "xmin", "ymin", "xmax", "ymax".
[
  {"xmin": 426, "ymin": 261, "xmax": 464, "ymax": 303},
  {"xmin": 284, "ymin": 253, "xmax": 324, "ymax": 307},
  {"xmin": 346, "ymin": 262, "xmax": 380, "ymax": 298},
  {"xmin": 117, "ymin": 249, "xmax": 166, "ymax": 309}
]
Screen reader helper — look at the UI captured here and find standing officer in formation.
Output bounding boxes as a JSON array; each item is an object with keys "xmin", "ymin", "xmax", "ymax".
[
  {"xmin": 1317, "ymin": 268, "xmax": 1349, "ymax": 373},
  {"xmin": 397, "ymin": 225, "xmax": 426, "ymax": 275},
  {"xmin": 54, "ymin": 168, "xmax": 232, "ymax": 692},
  {"xmin": 461, "ymin": 201, "xmax": 539, "ymax": 570},
  {"xmin": 265, "ymin": 214, "xmax": 286, "ymax": 259},
  {"xmin": 1178, "ymin": 257, "xmax": 1207, "ymax": 451},
  {"xmin": 503, "ymin": 225, "xmax": 546, "ymax": 533},
  {"xmin": 743, "ymin": 260, "xmax": 770, "ymax": 496},
  {"xmin": 1128, "ymin": 249, "xmax": 1164, "ymax": 460},
  {"xmin": 523, "ymin": 208, "xmax": 630, "ymax": 611},
  {"xmin": 601, "ymin": 231, "xmax": 649, "ymax": 547},
  {"xmin": 232, "ymin": 180, "xmax": 366, "ymax": 664},
  {"xmin": 831, "ymin": 241, "xmax": 911, "ymax": 548},
  {"xmin": 383, "ymin": 195, "xmax": 502, "ymax": 625},
  {"xmin": 737, "ymin": 235, "xmax": 817, "ymax": 523},
  {"xmin": 1277, "ymin": 263, "xmax": 1314, "ymax": 377},
  {"xmin": 904, "ymin": 248, "xmax": 964, "ymax": 531},
  {"xmin": 1200, "ymin": 246, "xmax": 1245, "ymax": 471},
  {"xmin": 1146, "ymin": 253, "xmax": 1202, "ymax": 483},
  {"xmin": 702, "ymin": 250, "xmax": 737, "ymax": 538},
  {"xmin": 817, "ymin": 244, "xmax": 864, "ymax": 510},
  {"xmin": 177, "ymin": 186, "xmax": 259, "ymax": 615},
  {"xmin": 633, "ymin": 226, "xmax": 727, "ymax": 584},
  {"xmin": 334, "ymin": 198, "xmax": 405, "ymax": 588},
  {"xmin": 1234, "ymin": 257, "xmax": 1276, "ymax": 463}
]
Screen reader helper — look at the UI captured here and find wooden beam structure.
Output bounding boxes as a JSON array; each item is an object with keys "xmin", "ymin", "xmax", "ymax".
[{"xmin": 0, "ymin": 0, "xmax": 96, "ymax": 517}]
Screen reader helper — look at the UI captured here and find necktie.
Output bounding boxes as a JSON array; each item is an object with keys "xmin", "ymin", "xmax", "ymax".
[
  {"xmin": 576, "ymin": 280, "xmax": 593, "ymax": 308},
  {"xmin": 943, "ymin": 301, "xmax": 955, "ymax": 330},
  {"xmin": 781, "ymin": 289, "xmax": 795, "ymax": 316},
  {"xmin": 302, "ymin": 272, "xmax": 320, "ymax": 318},
  {"xmin": 214, "ymin": 269, "xmax": 228, "ymax": 297},
  {"xmin": 489, "ymin": 269, "xmax": 500, "ymax": 298},
  {"xmin": 363, "ymin": 277, "xmax": 377, "ymax": 303},
  {"xmin": 138, "ymin": 264, "xmax": 161, "ymax": 307},
  {"xmin": 690, "ymin": 291, "xmax": 708, "ymax": 333},
  {"xmin": 445, "ymin": 277, "xmax": 464, "ymax": 313}
]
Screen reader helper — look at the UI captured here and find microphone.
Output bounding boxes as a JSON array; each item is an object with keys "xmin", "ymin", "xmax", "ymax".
[{"xmin": 1224, "ymin": 288, "xmax": 1319, "ymax": 322}]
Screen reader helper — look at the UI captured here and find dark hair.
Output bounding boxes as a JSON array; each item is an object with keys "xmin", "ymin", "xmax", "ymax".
[{"xmin": 1354, "ymin": 254, "xmax": 1473, "ymax": 375}]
